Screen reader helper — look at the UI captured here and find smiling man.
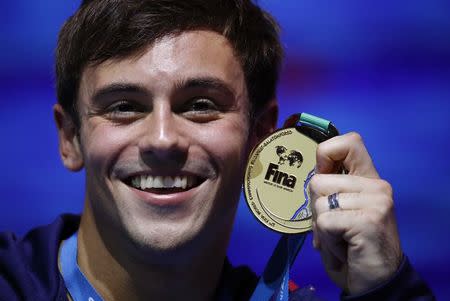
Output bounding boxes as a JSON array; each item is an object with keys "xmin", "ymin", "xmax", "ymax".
[
  {"xmin": 61, "ymin": 30, "xmax": 259, "ymax": 300},
  {"xmin": 0, "ymin": 1, "xmax": 435, "ymax": 300}
]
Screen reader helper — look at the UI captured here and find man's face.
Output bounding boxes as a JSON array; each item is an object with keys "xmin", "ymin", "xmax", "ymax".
[{"xmin": 62, "ymin": 30, "xmax": 272, "ymax": 259}]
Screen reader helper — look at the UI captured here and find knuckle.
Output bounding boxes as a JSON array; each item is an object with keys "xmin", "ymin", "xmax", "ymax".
[
  {"xmin": 375, "ymin": 179, "xmax": 393, "ymax": 195},
  {"xmin": 367, "ymin": 209, "xmax": 385, "ymax": 226},
  {"xmin": 378, "ymin": 194, "xmax": 395, "ymax": 216},
  {"xmin": 347, "ymin": 131, "xmax": 363, "ymax": 144},
  {"xmin": 316, "ymin": 142, "xmax": 328, "ymax": 158},
  {"xmin": 367, "ymin": 202, "xmax": 394, "ymax": 227}
]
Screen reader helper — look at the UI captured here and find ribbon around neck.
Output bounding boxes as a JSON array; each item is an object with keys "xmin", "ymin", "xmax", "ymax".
[{"xmin": 59, "ymin": 232, "xmax": 104, "ymax": 301}]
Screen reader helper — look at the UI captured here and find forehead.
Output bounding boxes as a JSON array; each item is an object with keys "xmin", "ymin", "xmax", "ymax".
[{"xmin": 79, "ymin": 30, "xmax": 247, "ymax": 99}]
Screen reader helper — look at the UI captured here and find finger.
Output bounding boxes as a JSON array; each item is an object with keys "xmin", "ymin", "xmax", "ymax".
[
  {"xmin": 314, "ymin": 213, "xmax": 349, "ymax": 273},
  {"xmin": 319, "ymin": 229, "xmax": 348, "ymax": 266},
  {"xmin": 315, "ymin": 210, "xmax": 361, "ymax": 241},
  {"xmin": 316, "ymin": 132, "xmax": 379, "ymax": 179},
  {"xmin": 313, "ymin": 191, "xmax": 394, "ymax": 217},
  {"xmin": 312, "ymin": 220, "xmax": 321, "ymax": 250},
  {"xmin": 308, "ymin": 174, "xmax": 384, "ymax": 198},
  {"xmin": 312, "ymin": 193, "xmax": 361, "ymax": 217},
  {"xmin": 317, "ymin": 237, "xmax": 348, "ymax": 291}
]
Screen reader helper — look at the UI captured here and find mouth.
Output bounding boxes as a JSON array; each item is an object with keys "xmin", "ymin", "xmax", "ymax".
[{"xmin": 124, "ymin": 174, "xmax": 205, "ymax": 195}]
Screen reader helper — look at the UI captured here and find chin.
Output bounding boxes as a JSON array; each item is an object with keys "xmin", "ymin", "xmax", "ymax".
[{"xmin": 118, "ymin": 210, "xmax": 213, "ymax": 263}]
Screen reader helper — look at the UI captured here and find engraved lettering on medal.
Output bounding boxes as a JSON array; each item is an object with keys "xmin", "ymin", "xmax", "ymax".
[
  {"xmin": 246, "ymin": 165, "xmax": 253, "ymax": 200},
  {"xmin": 251, "ymin": 201, "xmax": 260, "ymax": 215},
  {"xmin": 264, "ymin": 163, "xmax": 297, "ymax": 189},
  {"xmin": 251, "ymin": 201, "xmax": 275, "ymax": 228}
]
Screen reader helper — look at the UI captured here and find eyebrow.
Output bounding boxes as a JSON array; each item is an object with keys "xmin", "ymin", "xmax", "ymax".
[
  {"xmin": 92, "ymin": 83, "xmax": 149, "ymax": 102},
  {"xmin": 91, "ymin": 77, "xmax": 235, "ymax": 103},
  {"xmin": 175, "ymin": 77, "xmax": 235, "ymax": 98}
]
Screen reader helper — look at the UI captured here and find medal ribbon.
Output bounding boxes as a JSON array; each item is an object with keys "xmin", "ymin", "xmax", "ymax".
[
  {"xmin": 283, "ymin": 112, "xmax": 336, "ymax": 135},
  {"xmin": 60, "ymin": 232, "xmax": 104, "ymax": 301},
  {"xmin": 250, "ymin": 113, "xmax": 337, "ymax": 301},
  {"xmin": 249, "ymin": 234, "xmax": 306, "ymax": 301}
]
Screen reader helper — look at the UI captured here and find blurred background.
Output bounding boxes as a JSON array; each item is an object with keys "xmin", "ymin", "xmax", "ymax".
[{"xmin": 1, "ymin": 0, "xmax": 449, "ymax": 299}]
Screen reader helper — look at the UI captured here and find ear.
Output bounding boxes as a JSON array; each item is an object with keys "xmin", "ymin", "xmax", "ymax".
[
  {"xmin": 53, "ymin": 104, "xmax": 84, "ymax": 171},
  {"xmin": 249, "ymin": 98, "xmax": 278, "ymax": 147}
]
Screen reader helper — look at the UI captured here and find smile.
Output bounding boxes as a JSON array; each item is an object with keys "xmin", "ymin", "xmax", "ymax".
[{"xmin": 126, "ymin": 175, "xmax": 202, "ymax": 194}]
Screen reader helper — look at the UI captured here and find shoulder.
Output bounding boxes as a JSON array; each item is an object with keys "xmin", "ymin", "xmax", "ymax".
[
  {"xmin": 216, "ymin": 259, "xmax": 258, "ymax": 301},
  {"xmin": 0, "ymin": 214, "xmax": 80, "ymax": 301}
]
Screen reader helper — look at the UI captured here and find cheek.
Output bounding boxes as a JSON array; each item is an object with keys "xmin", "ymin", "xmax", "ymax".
[
  {"xmin": 195, "ymin": 118, "xmax": 250, "ymax": 175},
  {"xmin": 81, "ymin": 121, "xmax": 133, "ymax": 172}
]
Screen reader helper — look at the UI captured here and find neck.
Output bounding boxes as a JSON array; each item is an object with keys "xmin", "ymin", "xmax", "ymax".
[{"xmin": 77, "ymin": 201, "xmax": 229, "ymax": 301}]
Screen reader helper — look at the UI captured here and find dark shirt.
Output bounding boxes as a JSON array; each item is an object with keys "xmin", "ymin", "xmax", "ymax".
[{"xmin": 0, "ymin": 214, "xmax": 435, "ymax": 300}]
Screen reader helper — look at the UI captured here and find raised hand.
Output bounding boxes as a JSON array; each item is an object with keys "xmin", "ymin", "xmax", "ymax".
[{"xmin": 310, "ymin": 132, "xmax": 403, "ymax": 294}]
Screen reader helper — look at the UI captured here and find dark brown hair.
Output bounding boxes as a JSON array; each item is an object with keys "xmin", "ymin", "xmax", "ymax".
[{"xmin": 56, "ymin": 0, "xmax": 283, "ymax": 126}]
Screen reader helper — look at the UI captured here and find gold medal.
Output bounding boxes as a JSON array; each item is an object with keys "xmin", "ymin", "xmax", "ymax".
[
  {"xmin": 244, "ymin": 128, "xmax": 317, "ymax": 234},
  {"xmin": 244, "ymin": 113, "xmax": 339, "ymax": 234}
]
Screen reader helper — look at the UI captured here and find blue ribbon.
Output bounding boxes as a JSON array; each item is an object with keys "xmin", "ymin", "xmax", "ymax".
[
  {"xmin": 250, "ymin": 167, "xmax": 313, "ymax": 301},
  {"xmin": 250, "ymin": 233, "xmax": 307, "ymax": 301},
  {"xmin": 59, "ymin": 232, "xmax": 104, "ymax": 301}
]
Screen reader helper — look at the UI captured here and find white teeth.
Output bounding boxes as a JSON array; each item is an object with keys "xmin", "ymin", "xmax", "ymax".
[
  {"xmin": 146, "ymin": 175, "xmax": 153, "ymax": 189},
  {"xmin": 180, "ymin": 177, "xmax": 187, "ymax": 189},
  {"xmin": 174, "ymin": 176, "xmax": 181, "ymax": 187},
  {"xmin": 140, "ymin": 175, "xmax": 147, "ymax": 189},
  {"xmin": 163, "ymin": 176, "xmax": 173, "ymax": 187},
  {"xmin": 130, "ymin": 175, "xmax": 199, "ymax": 190},
  {"xmin": 153, "ymin": 176, "xmax": 164, "ymax": 188}
]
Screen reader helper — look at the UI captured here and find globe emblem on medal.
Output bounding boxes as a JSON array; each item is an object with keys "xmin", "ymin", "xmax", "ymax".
[{"xmin": 275, "ymin": 146, "xmax": 303, "ymax": 168}]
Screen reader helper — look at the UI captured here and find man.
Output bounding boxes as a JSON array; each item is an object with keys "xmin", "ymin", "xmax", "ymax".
[{"xmin": 0, "ymin": 0, "xmax": 434, "ymax": 300}]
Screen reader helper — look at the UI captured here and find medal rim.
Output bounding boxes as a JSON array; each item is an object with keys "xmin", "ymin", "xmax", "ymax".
[{"xmin": 243, "ymin": 127, "xmax": 318, "ymax": 235}]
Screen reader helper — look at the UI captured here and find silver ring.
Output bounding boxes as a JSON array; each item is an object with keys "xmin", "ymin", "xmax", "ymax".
[{"xmin": 327, "ymin": 193, "xmax": 340, "ymax": 210}]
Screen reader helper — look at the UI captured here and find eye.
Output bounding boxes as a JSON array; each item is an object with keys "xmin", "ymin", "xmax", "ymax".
[
  {"xmin": 186, "ymin": 98, "xmax": 220, "ymax": 113},
  {"xmin": 182, "ymin": 98, "xmax": 221, "ymax": 121},
  {"xmin": 112, "ymin": 102, "xmax": 135, "ymax": 112},
  {"xmin": 105, "ymin": 100, "xmax": 145, "ymax": 120}
]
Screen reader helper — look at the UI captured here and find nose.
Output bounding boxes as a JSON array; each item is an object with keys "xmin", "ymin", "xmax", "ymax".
[{"xmin": 137, "ymin": 102, "xmax": 188, "ymax": 161}]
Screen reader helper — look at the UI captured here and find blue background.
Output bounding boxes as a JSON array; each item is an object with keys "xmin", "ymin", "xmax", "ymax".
[{"xmin": 1, "ymin": 1, "xmax": 449, "ymax": 299}]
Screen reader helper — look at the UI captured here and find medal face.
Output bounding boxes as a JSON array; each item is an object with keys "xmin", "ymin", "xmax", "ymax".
[{"xmin": 244, "ymin": 128, "xmax": 317, "ymax": 234}]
